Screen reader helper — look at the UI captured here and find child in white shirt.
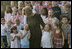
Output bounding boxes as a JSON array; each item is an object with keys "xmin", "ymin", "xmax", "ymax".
[
  {"xmin": 41, "ymin": 24, "xmax": 53, "ymax": 48},
  {"xmin": 10, "ymin": 26, "xmax": 20, "ymax": 48}
]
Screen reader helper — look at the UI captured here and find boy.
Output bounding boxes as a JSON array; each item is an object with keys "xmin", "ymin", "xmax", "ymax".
[{"xmin": 61, "ymin": 16, "xmax": 71, "ymax": 48}]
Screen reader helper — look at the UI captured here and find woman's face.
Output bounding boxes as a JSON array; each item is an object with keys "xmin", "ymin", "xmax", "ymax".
[
  {"xmin": 48, "ymin": 10, "xmax": 54, "ymax": 17},
  {"xmin": 18, "ymin": 2, "xmax": 23, "ymax": 7},
  {"xmin": 11, "ymin": 1, "xmax": 15, "ymax": 7},
  {"xmin": 41, "ymin": 9, "xmax": 46, "ymax": 16},
  {"xmin": 25, "ymin": 8, "xmax": 32, "ymax": 16},
  {"xmin": 52, "ymin": 1, "xmax": 57, "ymax": 7}
]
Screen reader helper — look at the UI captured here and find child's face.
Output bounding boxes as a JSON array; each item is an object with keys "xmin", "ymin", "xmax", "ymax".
[
  {"xmin": 48, "ymin": 10, "xmax": 54, "ymax": 17},
  {"xmin": 13, "ymin": 29, "xmax": 17, "ymax": 34},
  {"xmin": 1, "ymin": 20, "xmax": 5, "ymax": 25},
  {"xmin": 56, "ymin": 28, "xmax": 60, "ymax": 33},
  {"xmin": 7, "ymin": 22, "xmax": 11, "ymax": 27},
  {"xmin": 62, "ymin": 18, "xmax": 68, "ymax": 24},
  {"xmin": 44, "ymin": 25, "xmax": 49, "ymax": 31},
  {"xmin": 54, "ymin": 25, "xmax": 58, "ymax": 30},
  {"xmin": 24, "ymin": 24, "xmax": 29, "ymax": 31}
]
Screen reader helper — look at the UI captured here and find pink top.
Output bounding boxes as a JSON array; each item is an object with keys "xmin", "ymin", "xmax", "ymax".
[
  {"xmin": 12, "ymin": 15, "xmax": 23, "ymax": 24},
  {"xmin": 4, "ymin": 13, "xmax": 12, "ymax": 24}
]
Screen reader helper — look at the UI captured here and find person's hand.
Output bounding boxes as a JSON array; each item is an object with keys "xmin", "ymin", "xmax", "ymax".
[{"xmin": 3, "ymin": 29, "xmax": 5, "ymax": 32}]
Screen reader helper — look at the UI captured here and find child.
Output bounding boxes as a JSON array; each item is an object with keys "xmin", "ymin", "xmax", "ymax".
[
  {"xmin": 41, "ymin": 7, "xmax": 48, "ymax": 24},
  {"xmin": 53, "ymin": 22, "xmax": 64, "ymax": 48},
  {"xmin": 10, "ymin": 26, "xmax": 20, "ymax": 48},
  {"xmin": 46, "ymin": 9, "xmax": 59, "ymax": 31},
  {"xmin": 20, "ymin": 24, "xmax": 30, "ymax": 48},
  {"xmin": 1, "ymin": 18, "xmax": 7, "ymax": 48},
  {"xmin": 14, "ymin": 19, "xmax": 23, "ymax": 32},
  {"xmin": 5, "ymin": 21, "xmax": 12, "ymax": 48},
  {"xmin": 4, "ymin": 5, "xmax": 12, "ymax": 24},
  {"xmin": 61, "ymin": 16, "xmax": 71, "ymax": 48},
  {"xmin": 41, "ymin": 24, "xmax": 53, "ymax": 48}
]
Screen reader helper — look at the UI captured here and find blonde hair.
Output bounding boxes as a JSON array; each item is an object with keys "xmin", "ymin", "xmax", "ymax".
[
  {"xmin": 22, "ymin": 7, "xmax": 25, "ymax": 16},
  {"xmin": 25, "ymin": 6, "xmax": 31, "ymax": 10}
]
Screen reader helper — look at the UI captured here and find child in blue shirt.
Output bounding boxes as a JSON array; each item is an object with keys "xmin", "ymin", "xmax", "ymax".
[{"xmin": 20, "ymin": 24, "xmax": 30, "ymax": 48}]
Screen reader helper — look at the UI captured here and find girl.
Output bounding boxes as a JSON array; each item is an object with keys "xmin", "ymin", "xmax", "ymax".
[
  {"xmin": 46, "ymin": 9, "xmax": 59, "ymax": 31},
  {"xmin": 41, "ymin": 7, "xmax": 48, "ymax": 24},
  {"xmin": 4, "ymin": 5, "xmax": 12, "ymax": 24},
  {"xmin": 20, "ymin": 24, "xmax": 30, "ymax": 48},
  {"xmin": 1, "ymin": 18, "xmax": 7, "ymax": 48},
  {"xmin": 41, "ymin": 24, "xmax": 53, "ymax": 48},
  {"xmin": 53, "ymin": 22, "xmax": 64, "ymax": 48},
  {"xmin": 10, "ymin": 26, "xmax": 20, "ymax": 48}
]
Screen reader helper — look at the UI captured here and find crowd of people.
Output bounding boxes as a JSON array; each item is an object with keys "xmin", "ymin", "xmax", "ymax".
[{"xmin": 1, "ymin": 1, "xmax": 71, "ymax": 48}]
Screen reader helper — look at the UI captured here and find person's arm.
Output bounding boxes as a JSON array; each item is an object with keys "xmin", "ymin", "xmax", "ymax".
[
  {"xmin": 20, "ymin": 30, "xmax": 24, "ymax": 39},
  {"xmin": 28, "ymin": 32, "xmax": 30, "ymax": 40},
  {"xmin": 38, "ymin": 14, "xmax": 45, "ymax": 29},
  {"xmin": 50, "ymin": 31, "xmax": 53, "ymax": 48},
  {"xmin": 62, "ymin": 32, "xmax": 64, "ymax": 46},
  {"xmin": 23, "ymin": 31, "xmax": 29, "ymax": 38},
  {"xmin": 20, "ymin": 30, "xmax": 28, "ymax": 39},
  {"xmin": 68, "ymin": 32, "xmax": 70, "ymax": 45}
]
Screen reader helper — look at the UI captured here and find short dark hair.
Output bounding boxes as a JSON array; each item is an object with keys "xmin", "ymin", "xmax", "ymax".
[
  {"xmin": 61, "ymin": 16, "xmax": 69, "ymax": 21},
  {"xmin": 10, "ymin": 26, "xmax": 17, "ymax": 33},
  {"xmin": 1, "ymin": 18, "xmax": 5, "ymax": 21},
  {"xmin": 6, "ymin": 5, "xmax": 12, "ymax": 13},
  {"xmin": 42, "ymin": 7, "xmax": 48, "ymax": 18}
]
